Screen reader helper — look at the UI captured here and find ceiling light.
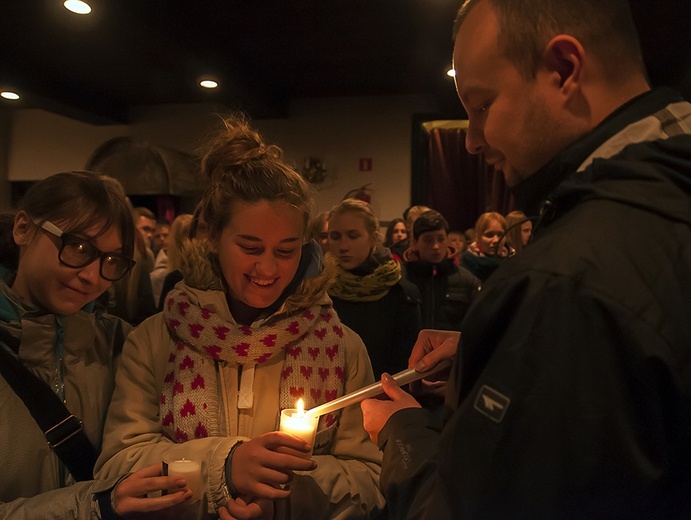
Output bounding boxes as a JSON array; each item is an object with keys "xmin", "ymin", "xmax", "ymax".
[
  {"xmin": 64, "ymin": 0, "xmax": 92, "ymax": 15},
  {"xmin": 199, "ymin": 79, "xmax": 219, "ymax": 89},
  {"xmin": 447, "ymin": 68, "xmax": 456, "ymax": 78},
  {"xmin": 1, "ymin": 91, "xmax": 20, "ymax": 100}
]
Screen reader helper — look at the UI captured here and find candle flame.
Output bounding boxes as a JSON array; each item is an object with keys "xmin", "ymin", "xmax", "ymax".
[{"xmin": 297, "ymin": 398, "xmax": 305, "ymax": 416}]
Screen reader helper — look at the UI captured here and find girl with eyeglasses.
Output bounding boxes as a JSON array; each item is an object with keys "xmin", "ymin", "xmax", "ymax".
[{"xmin": 0, "ymin": 171, "xmax": 193, "ymax": 518}]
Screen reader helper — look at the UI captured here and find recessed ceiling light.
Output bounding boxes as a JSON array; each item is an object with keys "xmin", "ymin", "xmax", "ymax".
[
  {"xmin": 64, "ymin": 0, "xmax": 92, "ymax": 15},
  {"xmin": 1, "ymin": 91, "xmax": 20, "ymax": 100},
  {"xmin": 447, "ymin": 68, "xmax": 456, "ymax": 78},
  {"xmin": 199, "ymin": 79, "xmax": 219, "ymax": 89}
]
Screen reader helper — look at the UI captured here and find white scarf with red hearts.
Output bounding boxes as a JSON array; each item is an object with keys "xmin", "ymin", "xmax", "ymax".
[{"xmin": 160, "ymin": 288, "xmax": 346, "ymax": 451}]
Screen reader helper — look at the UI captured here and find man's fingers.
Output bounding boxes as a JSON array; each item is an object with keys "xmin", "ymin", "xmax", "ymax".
[
  {"xmin": 380, "ymin": 373, "xmax": 408, "ymax": 400},
  {"xmin": 414, "ymin": 331, "xmax": 460, "ymax": 371}
]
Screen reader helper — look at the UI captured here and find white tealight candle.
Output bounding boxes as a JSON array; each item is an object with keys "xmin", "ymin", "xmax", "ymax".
[
  {"xmin": 279, "ymin": 398, "xmax": 319, "ymax": 457},
  {"xmin": 166, "ymin": 458, "xmax": 202, "ymax": 502}
]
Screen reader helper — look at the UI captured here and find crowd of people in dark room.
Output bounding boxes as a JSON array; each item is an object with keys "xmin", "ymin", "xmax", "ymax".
[{"xmin": 1, "ymin": 0, "xmax": 690, "ymax": 518}]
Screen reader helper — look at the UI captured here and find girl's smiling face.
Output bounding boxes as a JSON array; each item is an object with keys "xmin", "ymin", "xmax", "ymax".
[
  {"xmin": 210, "ymin": 200, "xmax": 304, "ymax": 318},
  {"xmin": 12, "ymin": 212, "xmax": 122, "ymax": 315}
]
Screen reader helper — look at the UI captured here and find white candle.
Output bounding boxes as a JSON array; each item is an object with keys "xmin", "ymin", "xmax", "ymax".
[
  {"xmin": 279, "ymin": 398, "xmax": 319, "ymax": 457},
  {"xmin": 167, "ymin": 458, "xmax": 202, "ymax": 502}
]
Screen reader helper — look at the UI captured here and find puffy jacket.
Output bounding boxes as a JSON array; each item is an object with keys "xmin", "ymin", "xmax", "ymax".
[
  {"xmin": 378, "ymin": 88, "xmax": 691, "ymax": 518},
  {"xmin": 402, "ymin": 249, "xmax": 480, "ymax": 332},
  {"xmin": 95, "ymin": 240, "xmax": 385, "ymax": 519}
]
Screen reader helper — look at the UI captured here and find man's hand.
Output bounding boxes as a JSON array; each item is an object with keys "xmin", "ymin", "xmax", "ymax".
[
  {"xmin": 361, "ymin": 373, "xmax": 421, "ymax": 444},
  {"xmin": 409, "ymin": 329, "xmax": 460, "ymax": 372}
]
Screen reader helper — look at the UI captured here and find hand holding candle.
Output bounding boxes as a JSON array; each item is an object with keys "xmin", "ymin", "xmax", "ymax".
[
  {"xmin": 229, "ymin": 430, "xmax": 317, "ymax": 500},
  {"xmin": 279, "ymin": 398, "xmax": 319, "ymax": 457},
  {"xmin": 162, "ymin": 451, "xmax": 202, "ymax": 503}
]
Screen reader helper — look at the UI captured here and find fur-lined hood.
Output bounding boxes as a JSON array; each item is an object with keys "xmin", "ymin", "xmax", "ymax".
[{"xmin": 176, "ymin": 238, "xmax": 337, "ymax": 318}]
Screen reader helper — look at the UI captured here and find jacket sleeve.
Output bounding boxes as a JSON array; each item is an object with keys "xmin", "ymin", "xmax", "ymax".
[
  {"xmin": 377, "ymin": 269, "xmax": 689, "ymax": 518},
  {"xmin": 287, "ymin": 327, "xmax": 386, "ymax": 519},
  {"xmin": 94, "ymin": 315, "xmax": 240, "ymax": 516},
  {"xmin": 0, "ymin": 477, "xmax": 123, "ymax": 520}
]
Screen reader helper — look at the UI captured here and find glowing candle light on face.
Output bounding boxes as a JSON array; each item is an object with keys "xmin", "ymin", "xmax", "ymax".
[{"xmin": 279, "ymin": 398, "xmax": 319, "ymax": 457}]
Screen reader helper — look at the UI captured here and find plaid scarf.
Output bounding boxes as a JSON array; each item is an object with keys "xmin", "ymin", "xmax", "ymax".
[{"xmin": 160, "ymin": 288, "xmax": 345, "ymax": 451}]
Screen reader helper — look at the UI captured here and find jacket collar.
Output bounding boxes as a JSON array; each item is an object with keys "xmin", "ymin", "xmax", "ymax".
[{"xmin": 512, "ymin": 88, "xmax": 685, "ymax": 216}]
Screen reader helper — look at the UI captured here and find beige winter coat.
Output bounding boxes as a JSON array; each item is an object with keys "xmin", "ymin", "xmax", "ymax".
[{"xmin": 95, "ymin": 240, "xmax": 385, "ymax": 519}]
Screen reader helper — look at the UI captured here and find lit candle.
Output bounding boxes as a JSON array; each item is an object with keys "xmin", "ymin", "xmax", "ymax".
[
  {"xmin": 166, "ymin": 458, "xmax": 202, "ymax": 502},
  {"xmin": 279, "ymin": 398, "xmax": 319, "ymax": 457}
]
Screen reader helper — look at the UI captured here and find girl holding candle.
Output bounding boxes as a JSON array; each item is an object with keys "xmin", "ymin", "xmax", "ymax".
[
  {"xmin": 0, "ymin": 172, "xmax": 193, "ymax": 519},
  {"xmin": 95, "ymin": 116, "xmax": 385, "ymax": 519}
]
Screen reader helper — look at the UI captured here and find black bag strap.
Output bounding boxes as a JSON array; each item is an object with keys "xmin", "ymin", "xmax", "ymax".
[{"xmin": 0, "ymin": 328, "xmax": 99, "ymax": 481}]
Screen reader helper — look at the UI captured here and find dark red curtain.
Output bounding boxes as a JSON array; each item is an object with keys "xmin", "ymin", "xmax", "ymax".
[{"xmin": 426, "ymin": 126, "xmax": 513, "ymax": 231}]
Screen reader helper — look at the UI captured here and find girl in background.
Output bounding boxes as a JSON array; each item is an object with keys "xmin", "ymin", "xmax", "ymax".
[
  {"xmin": 505, "ymin": 210, "xmax": 533, "ymax": 254},
  {"xmin": 461, "ymin": 211, "xmax": 514, "ymax": 282},
  {"xmin": 328, "ymin": 199, "xmax": 421, "ymax": 379},
  {"xmin": 155, "ymin": 213, "xmax": 194, "ymax": 310},
  {"xmin": 308, "ymin": 211, "xmax": 330, "ymax": 256},
  {"xmin": 383, "ymin": 217, "xmax": 407, "ymax": 262}
]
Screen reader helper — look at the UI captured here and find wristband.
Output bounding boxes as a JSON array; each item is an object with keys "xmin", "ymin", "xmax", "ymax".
[{"xmin": 223, "ymin": 440, "xmax": 244, "ymax": 500}]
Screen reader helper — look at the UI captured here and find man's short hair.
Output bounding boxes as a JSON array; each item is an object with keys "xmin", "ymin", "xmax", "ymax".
[
  {"xmin": 453, "ymin": 0, "xmax": 645, "ymax": 81},
  {"xmin": 413, "ymin": 210, "xmax": 450, "ymax": 240}
]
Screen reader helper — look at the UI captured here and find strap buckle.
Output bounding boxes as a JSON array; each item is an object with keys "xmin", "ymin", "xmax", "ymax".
[{"xmin": 44, "ymin": 414, "xmax": 83, "ymax": 448}]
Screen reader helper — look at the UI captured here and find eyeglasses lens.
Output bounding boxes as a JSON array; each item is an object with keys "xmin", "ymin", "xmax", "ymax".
[{"xmin": 59, "ymin": 237, "xmax": 129, "ymax": 281}]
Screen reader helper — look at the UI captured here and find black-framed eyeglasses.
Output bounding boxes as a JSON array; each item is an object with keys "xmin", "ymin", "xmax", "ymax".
[{"xmin": 36, "ymin": 220, "xmax": 136, "ymax": 282}]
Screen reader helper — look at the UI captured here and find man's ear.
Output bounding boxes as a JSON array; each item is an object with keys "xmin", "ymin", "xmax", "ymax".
[
  {"xmin": 13, "ymin": 210, "xmax": 33, "ymax": 247},
  {"xmin": 543, "ymin": 35, "xmax": 584, "ymax": 97}
]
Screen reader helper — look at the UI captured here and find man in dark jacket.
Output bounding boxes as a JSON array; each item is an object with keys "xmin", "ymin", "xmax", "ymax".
[
  {"xmin": 361, "ymin": 0, "xmax": 691, "ymax": 518},
  {"xmin": 402, "ymin": 210, "xmax": 480, "ymax": 331}
]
